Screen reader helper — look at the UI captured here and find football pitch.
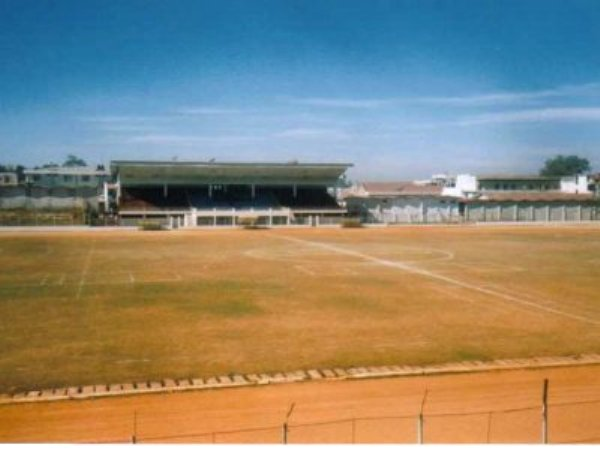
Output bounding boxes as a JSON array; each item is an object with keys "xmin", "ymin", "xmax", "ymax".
[{"xmin": 1, "ymin": 224, "xmax": 599, "ymax": 393}]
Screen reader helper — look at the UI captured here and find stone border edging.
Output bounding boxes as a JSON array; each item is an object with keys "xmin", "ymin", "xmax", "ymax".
[{"xmin": 1, "ymin": 353, "xmax": 599, "ymax": 405}]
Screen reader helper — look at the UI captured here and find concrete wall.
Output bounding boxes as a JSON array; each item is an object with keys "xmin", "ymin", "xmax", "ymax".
[
  {"xmin": 0, "ymin": 186, "xmax": 100, "ymax": 210},
  {"xmin": 465, "ymin": 201, "xmax": 598, "ymax": 222},
  {"xmin": 347, "ymin": 196, "xmax": 461, "ymax": 223}
]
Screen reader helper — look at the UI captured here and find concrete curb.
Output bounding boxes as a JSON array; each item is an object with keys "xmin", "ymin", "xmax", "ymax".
[{"xmin": 1, "ymin": 353, "xmax": 599, "ymax": 405}]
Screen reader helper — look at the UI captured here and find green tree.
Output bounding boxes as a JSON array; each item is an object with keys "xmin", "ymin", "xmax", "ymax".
[
  {"xmin": 63, "ymin": 154, "xmax": 87, "ymax": 167},
  {"xmin": 540, "ymin": 155, "xmax": 591, "ymax": 177}
]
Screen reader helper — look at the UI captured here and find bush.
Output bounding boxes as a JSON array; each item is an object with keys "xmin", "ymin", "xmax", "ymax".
[
  {"xmin": 340, "ymin": 218, "xmax": 363, "ymax": 228},
  {"xmin": 238, "ymin": 215, "xmax": 265, "ymax": 229},
  {"xmin": 138, "ymin": 220, "xmax": 164, "ymax": 231}
]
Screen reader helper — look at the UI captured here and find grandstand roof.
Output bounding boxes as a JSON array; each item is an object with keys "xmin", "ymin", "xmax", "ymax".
[{"xmin": 111, "ymin": 160, "xmax": 352, "ymax": 187}]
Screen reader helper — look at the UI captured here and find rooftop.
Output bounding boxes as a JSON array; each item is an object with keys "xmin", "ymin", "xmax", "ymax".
[
  {"xmin": 351, "ymin": 181, "xmax": 444, "ymax": 197},
  {"xmin": 111, "ymin": 160, "xmax": 352, "ymax": 187}
]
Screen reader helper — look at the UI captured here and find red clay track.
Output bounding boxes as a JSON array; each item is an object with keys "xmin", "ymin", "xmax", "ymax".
[{"xmin": 1, "ymin": 365, "xmax": 599, "ymax": 443}]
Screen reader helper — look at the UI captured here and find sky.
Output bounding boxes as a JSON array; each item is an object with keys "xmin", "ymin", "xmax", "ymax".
[{"xmin": 1, "ymin": 0, "xmax": 600, "ymax": 180}]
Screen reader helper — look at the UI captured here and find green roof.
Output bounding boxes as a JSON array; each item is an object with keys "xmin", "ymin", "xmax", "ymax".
[{"xmin": 111, "ymin": 160, "xmax": 352, "ymax": 187}]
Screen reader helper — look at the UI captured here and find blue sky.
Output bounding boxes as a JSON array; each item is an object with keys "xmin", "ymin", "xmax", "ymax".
[{"xmin": 1, "ymin": 0, "xmax": 600, "ymax": 180}]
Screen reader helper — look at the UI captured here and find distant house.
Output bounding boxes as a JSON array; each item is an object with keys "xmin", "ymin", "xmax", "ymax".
[
  {"xmin": 0, "ymin": 166, "xmax": 111, "ymax": 211},
  {"xmin": 24, "ymin": 166, "xmax": 109, "ymax": 188},
  {"xmin": 0, "ymin": 172, "xmax": 18, "ymax": 186},
  {"xmin": 343, "ymin": 181, "xmax": 461, "ymax": 224},
  {"xmin": 441, "ymin": 173, "xmax": 598, "ymax": 222}
]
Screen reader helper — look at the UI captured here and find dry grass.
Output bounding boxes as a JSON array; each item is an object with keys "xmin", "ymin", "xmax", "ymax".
[{"xmin": 0, "ymin": 225, "xmax": 599, "ymax": 392}]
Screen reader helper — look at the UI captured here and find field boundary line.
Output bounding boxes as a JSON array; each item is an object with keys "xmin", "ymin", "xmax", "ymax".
[
  {"xmin": 1, "ymin": 353, "xmax": 599, "ymax": 406},
  {"xmin": 272, "ymin": 234, "xmax": 600, "ymax": 326}
]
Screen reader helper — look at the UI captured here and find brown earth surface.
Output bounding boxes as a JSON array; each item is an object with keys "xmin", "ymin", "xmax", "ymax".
[
  {"xmin": 1, "ymin": 225, "xmax": 600, "ymax": 393},
  {"xmin": 1, "ymin": 364, "xmax": 599, "ymax": 444}
]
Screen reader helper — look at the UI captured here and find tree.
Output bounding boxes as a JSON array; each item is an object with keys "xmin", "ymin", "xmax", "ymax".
[
  {"xmin": 63, "ymin": 154, "xmax": 87, "ymax": 167},
  {"xmin": 540, "ymin": 155, "xmax": 591, "ymax": 177}
]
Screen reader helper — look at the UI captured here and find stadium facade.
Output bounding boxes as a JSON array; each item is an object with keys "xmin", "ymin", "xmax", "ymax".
[
  {"xmin": 343, "ymin": 173, "xmax": 599, "ymax": 224},
  {"xmin": 109, "ymin": 160, "xmax": 352, "ymax": 227}
]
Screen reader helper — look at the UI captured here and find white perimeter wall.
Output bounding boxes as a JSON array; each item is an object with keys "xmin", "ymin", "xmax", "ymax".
[
  {"xmin": 465, "ymin": 202, "xmax": 598, "ymax": 222},
  {"xmin": 0, "ymin": 186, "xmax": 99, "ymax": 210},
  {"xmin": 346, "ymin": 197, "xmax": 460, "ymax": 223}
]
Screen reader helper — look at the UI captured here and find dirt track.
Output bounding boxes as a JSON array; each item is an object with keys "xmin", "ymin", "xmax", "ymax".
[{"xmin": 1, "ymin": 365, "xmax": 599, "ymax": 443}]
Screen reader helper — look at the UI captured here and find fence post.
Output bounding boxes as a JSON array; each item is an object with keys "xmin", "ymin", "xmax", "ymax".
[
  {"xmin": 282, "ymin": 422, "xmax": 288, "ymax": 444},
  {"xmin": 417, "ymin": 388, "xmax": 428, "ymax": 444},
  {"xmin": 282, "ymin": 402, "xmax": 295, "ymax": 444},
  {"xmin": 542, "ymin": 378, "xmax": 549, "ymax": 444},
  {"xmin": 131, "ymin": 409, "xmax": 137, "ymax": 444}
]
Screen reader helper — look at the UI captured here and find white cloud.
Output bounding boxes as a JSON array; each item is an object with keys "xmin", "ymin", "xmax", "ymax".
[
  {"xmin": 288, "ymin": 97, "xmax": 390, "ymax": 109},
  {"xmin": 174, "ymin": 107, "xmax": 244, "ymax": 115},
  {"xmin": 274, "ymin": 128, "xmax": 351, "ymax": 140},
  {"xmin": 410, "ymin": 82, "xmax": 600, "ymax": 107},
  {"xmin": 458, "ymin": 107, "xmax": 600, "ymax": 126},
  {"xmin": 126, "ymin": 134, "xmax": 262, "ymax": 145}
]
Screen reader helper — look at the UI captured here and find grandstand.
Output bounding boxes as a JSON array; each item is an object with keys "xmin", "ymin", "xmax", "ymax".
[{"xmin": 110, "ymin": 160, "xmax": 352, "ymax": 227}]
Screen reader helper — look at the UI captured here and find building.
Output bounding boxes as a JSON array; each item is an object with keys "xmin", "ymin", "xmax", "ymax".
[
  {"xmin": 0, "ymin": 173, "xmax": 18, "ymax": 186},
  {"xmin": 0, "ymin": 166, "xmax": 110, "ymax": 211},
  {"xmin": 110, "ymin": 160, "xmax": 352, "ymax": 227},
  {"xmin": 24, "ymin": 166, "xmax": 109, "ymax": 188},
  {"xmin": 443, "ymin": 173, "xmax": 599, "ymax": 222},
  {"xmin": 344, "ymin": 181, "xmax": 461, "ymax": 224}
]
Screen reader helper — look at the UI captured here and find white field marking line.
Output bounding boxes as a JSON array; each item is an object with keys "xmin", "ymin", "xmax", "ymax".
[
  {"xmin": 272, "ymin": 234, "xmax": 600, "ymax": 326},
  {"xmin": 484, "ymin": 282, "xmax": 600, "ymax": 317},
  {"xmin": 295, "ymin": 265, "xmax": 316, "ymax": 276},
  {"xmin": 129, "ymin": 272, "xmax": 135, "ymax": 284},
  {"xmin": 76, "ymin": 238, "xmax": 96, "ymax": 300},
  {"xmin": 39, "ymin": 275, "xmax": 48, "ymax": 286},
  {"xmin": 451, "ymin": 261, "xmax": 525, "ymax": 273}
]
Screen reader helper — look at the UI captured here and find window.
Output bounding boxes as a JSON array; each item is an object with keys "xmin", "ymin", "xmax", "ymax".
[
  {"xmin": 63, "ymin": 175, "xmax": 73, "ymax": 182},
  {"xmin": 81, "ymin": 175, "xmax": 90, "ymax": 182}
]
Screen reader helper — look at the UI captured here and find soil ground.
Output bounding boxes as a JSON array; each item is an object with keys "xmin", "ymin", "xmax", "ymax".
[
  {"xmin": 0, "ymin": 225, "xmax": 599, "ymax": 392},
  {"xmin": 0, "ymin": 365, "xmax": 599, "ymax": 443}
]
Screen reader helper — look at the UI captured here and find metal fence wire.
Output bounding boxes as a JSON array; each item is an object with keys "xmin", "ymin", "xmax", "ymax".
[{"xmin": 115, "ymin": 385, "xmax": 600, "ymax": 444}]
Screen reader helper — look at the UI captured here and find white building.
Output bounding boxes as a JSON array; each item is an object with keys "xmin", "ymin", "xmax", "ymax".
[
  {"xmin": 344, "ymin": 182, "xmax": 461, "ymax": 224},
  {"xmin": 0, "ymin": 173, "xmax": 18, "ymax": 186}
]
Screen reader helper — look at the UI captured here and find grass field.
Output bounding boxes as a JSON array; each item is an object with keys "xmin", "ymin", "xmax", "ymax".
[{"xmin": 1, "ymin": 225, "xmax": 599, "ymax": 392}]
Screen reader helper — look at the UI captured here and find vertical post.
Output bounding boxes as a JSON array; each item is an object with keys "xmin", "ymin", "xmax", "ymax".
[
  {"xmin": 542, "ymin": 378, "xmax": 549, "ymax": 444},
  {"xmin": 283, "ymin": 402, "xmax": 295, "ymax": 444},
  {"xmin": 282, "ymin": 422, "xmax": 288, "ymax": 444},
  {"xmin": 514, "ymin": 204, "xmax": 518, "ymax": 222},
  {"xmin": 418, "ymin": 388, "xmax": 428, "ymax": 444},
  {"xmin": 132, "ymin": 409, "xmax": 137, "ymax": 444}
]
